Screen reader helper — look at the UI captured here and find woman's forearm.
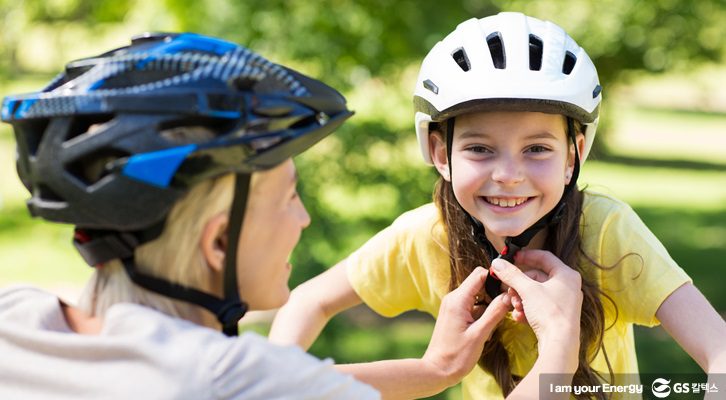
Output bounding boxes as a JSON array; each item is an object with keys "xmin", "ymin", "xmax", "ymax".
[
  {"xmin": 336, "ymin": 359, "xmax": 454, "ymax": 400},
  {"xmin": 507, "ymin": 340, "xmax": 579, "ymax": 400}
]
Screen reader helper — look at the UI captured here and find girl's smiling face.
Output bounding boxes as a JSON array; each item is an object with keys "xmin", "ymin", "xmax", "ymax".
[{"xmin": 431, "ymin": 111, "xmax": 581, "ymax": 250}]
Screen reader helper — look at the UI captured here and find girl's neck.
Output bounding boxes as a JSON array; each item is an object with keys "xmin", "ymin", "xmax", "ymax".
[{"xmin": 485, "ymin": 229, "xmax": 548, "ymax": 255}]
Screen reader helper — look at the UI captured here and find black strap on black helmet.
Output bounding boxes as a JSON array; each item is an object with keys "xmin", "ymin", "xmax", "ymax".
[
  {"xmin": 73, "ymin": 173, "xmax": 252, "ymax": 336},
  {"xmin": 446, "ymin": 117, "xmax": 581, "ymax": 301},
  {"xmin": 219, "ymin": 173, "xmax": 251, "ymax": 335}
]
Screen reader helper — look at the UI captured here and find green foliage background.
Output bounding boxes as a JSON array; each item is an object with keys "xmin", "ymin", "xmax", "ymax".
[{"xmin": 1, "ymin": 1, "xmax": 725, "ymax": 398}]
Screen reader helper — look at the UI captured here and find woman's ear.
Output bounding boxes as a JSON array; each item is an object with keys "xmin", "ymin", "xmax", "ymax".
[
  {"xmin": 200, "ymin": 212, "xmax": 229, "ymax": 274},
  {"xmin": 429, "ymin": 131, "xmax": 451, "ymax": 182}
]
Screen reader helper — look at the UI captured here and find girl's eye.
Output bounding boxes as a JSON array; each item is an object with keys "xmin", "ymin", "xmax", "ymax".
[
  {"xmin": 466, "ymin": 145, "xmax": 492, "ymax": 154},
  {"xmin": 527, "ymin": 145, "xmax": 550, "ymax": 153}
]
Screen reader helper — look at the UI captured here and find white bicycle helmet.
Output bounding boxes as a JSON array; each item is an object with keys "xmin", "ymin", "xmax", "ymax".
[{"xmin": 413, "ymin": 12, "xmax": 601, "ymax": 164}]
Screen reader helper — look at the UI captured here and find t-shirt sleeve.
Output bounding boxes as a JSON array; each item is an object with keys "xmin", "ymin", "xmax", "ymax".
[
  {"xmin": 211, "ymin": 332, "xmax": 380, "ymax": 399},
  {"xmin": 346, "ymin": 220, "xmax": 423, "ymax": 317},
  {"xmin": 586, "ymin": 195, "xmax": 691, "ymax": 327},
  {"xmin": 346, "ymin": 205, "xmax": 449, "ymax": 317}
]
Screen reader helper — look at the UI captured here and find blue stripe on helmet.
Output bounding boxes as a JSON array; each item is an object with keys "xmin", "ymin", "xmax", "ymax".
[
  {"xmin": 135, "ymin": 33, "xmax": 238, "ymax": 69},
  {"xmin": 88, "ymin": 79, "xmax": 106, "ymax": 91},
  {"xmin": 122, "ymin": 144, "xmax": 197, "ymax": 187},
  {"xmin": 207, "ymin": 110, "xmax": 242, "ymax": 119},
  {"xmin": 170, "ymin": 33, "xmax": 238, "ymax": 56},
  {"xmin": 5, "ymin": 98, "xmax": 38, "ymax": 120},
  {"xmin": 1, "ymin": 98, "xmax": 17, "ymax": 121}
]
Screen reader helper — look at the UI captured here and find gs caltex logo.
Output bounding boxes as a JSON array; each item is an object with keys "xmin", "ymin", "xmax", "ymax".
[{"xmin": 651, "ymin": 378, "xmax": 671, "ymax": 398}]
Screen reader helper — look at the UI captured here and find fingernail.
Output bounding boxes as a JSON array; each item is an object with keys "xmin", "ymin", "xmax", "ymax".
[{"xmin": 492, "ymin": 259, "xmax": 504, "ymax": 271}]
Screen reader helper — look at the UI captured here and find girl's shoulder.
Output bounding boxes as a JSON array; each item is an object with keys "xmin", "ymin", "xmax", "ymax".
[
  {"xmin": 581, "ymin": 189, "xmax": 636, "ymax": 222},
  {"xmin": 391, "ymin": 202, "xmax": 442, "ymax": 231},
  {"xmin": 384, "ymin": 202, "xmax": 448, "ymax": 249}
]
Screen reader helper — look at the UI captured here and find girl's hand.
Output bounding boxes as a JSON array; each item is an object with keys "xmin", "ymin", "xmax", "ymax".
[
  {"xmin": 491, "ymin": 250, "xmax": 583, "ymax": 347},
  {"xmin": 422, "ymin": 267, "xmax": 511, "ymax": 385}
]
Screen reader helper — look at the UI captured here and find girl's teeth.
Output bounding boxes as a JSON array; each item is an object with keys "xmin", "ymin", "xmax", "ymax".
[{"xmin": 487, "ymin": 197, "xmax": 527, "ymax": 207}]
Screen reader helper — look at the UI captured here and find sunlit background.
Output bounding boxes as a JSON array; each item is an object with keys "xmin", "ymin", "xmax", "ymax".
[{"xmin": 1, "ymin": 1, "xmax": 724, "ymax": 398}]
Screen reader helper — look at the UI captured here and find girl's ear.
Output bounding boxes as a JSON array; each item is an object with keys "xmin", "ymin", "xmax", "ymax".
[
  {"xmin": 200, "ymin": 212, "xmax": 229, "ymax": 274},
  {"xmin": 566, "ymin": 133, "xmax": 586, "ymax": 184},
  {"xmin": 429, "ymin": 131, "xmax": 451, "ymax": 182},
  {"xmin": 576, "ymin": 133, "xmax": 586, "ymax": 159}
]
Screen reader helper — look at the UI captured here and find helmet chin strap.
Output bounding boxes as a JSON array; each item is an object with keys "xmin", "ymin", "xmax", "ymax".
[
  {"xmin": 446, "ymin": 118, "xmax": 581, "ymax": 301},
  {"xmin": 218, "ymin": 173, "xmax": 252, "ymax": 335},
  {"xmin": 112, "ymin": 173, "xmax": 251, "ymax": 336}
]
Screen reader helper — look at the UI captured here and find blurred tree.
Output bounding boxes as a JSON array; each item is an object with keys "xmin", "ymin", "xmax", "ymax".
[{"xmin": 5, "ymin": 0, "xmax": 724, "ymax": 86}]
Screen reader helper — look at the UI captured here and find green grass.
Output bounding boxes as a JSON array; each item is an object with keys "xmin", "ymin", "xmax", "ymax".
[
  {"xmin": 607, "ymin": 105, "xmax": 726, "ymax": 165},
  {"xmin": 0, "ymin": 127, "xmax": 92, "ymax": 291},
  {"xmin": 580, "ymin": 161, "xmax": 726, "ymax": 211},
  {"xmin": 0, "ymin": 203, "xmax": 91, "ymax": 287}
]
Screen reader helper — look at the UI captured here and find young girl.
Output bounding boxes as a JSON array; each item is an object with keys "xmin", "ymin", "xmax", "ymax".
[{"xmin": 270, "ymin": 12, "xmax": 726, "ymax": 399}]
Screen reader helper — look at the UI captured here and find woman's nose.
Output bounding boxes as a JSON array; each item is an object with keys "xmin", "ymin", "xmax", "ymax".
[{"xmin": 297, "ymin": 198, "xmax": 311, "ymax": 229}]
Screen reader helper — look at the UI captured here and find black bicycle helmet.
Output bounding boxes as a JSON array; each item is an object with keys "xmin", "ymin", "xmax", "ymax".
[{"xmin": 1, "ymin": 32, "xmax": 353, "ymax": 335}]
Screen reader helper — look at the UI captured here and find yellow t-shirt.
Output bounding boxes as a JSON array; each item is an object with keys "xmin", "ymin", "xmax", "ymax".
[{"xmin": 346, "ymin": 190, "xmax": 691, "ymax": 399}]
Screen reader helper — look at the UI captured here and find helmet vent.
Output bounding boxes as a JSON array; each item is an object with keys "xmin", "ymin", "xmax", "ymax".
[
  {"xmin": 452, "ymin": 48, "xmax": 471, "ymax": 72},
  {"xmin": 486, "ymin": 32, "xmax": 506, "ymax": 69},
  {"xmin": 562, "ymin": 51, "xmax": 577, "ymax": 75},
  {"xmin": 36, "ymin": 184, "xmax": 65, "ymax": 202},
  {"xmin": 65, "ymin": 114, "xmax": 114, "ymax": 144},
  {"xmin": 423, "ymin": 79, "xmax": 439, "ymax": 94},
  {"xmin": 67, "ymin": 149, "xmax": 130, "ymax": 186},
  {"xmin": 99, "ymin": 70, "xmax": 180, "ymax": 90},
  {"xmin": 528, "ymin": 35, "xmax": 543, "ymax": 71},
  {"xmin": 592, "ymin": 84, "xmax": 602, "ymax": 98},
  {"xmin": 17, "ymin": 119, "xmax": 50, "ymax": 157}
]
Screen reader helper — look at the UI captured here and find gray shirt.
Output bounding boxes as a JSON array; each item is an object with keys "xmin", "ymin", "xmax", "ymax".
[{"xmin": 0, "ymin": 286, "xmax": 379, "ymax": 399}]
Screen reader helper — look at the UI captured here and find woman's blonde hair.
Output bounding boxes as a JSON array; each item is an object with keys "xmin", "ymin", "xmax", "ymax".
[
  {"xmin": 78, "ymin": 173, "xmax": 236, "ymax": 319},
  {"xmin": 78, "ymin": 125, "xmax": 245, "ymax": 320}
]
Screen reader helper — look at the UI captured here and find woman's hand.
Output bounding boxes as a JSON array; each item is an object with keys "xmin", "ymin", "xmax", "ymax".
[
  {"xmin": 491, "ymin": 249, "xmax": 583, "ymax": 349},
  {"xmin": 422, "ymin": 267, "xmax": 512, "ymax": 386},
  {"xmin": 495, "ymin": 251, "xmax": 585, "ymax": 400}
]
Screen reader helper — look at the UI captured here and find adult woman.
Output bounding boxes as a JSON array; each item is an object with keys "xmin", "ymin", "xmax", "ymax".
[{"xmin": 0, "ymin": 31, "xmax": 379, "ymax": 399}]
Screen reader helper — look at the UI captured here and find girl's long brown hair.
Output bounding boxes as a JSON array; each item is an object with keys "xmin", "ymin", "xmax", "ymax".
[{"xmin": 433, "ymin": 120, "xmax": 615, "ymax": 398}]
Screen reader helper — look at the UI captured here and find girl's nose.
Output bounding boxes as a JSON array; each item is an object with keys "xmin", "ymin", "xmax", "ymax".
[{"xmin": 491, "ymin": 156, "xmax": 524, "ymax": 185}]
